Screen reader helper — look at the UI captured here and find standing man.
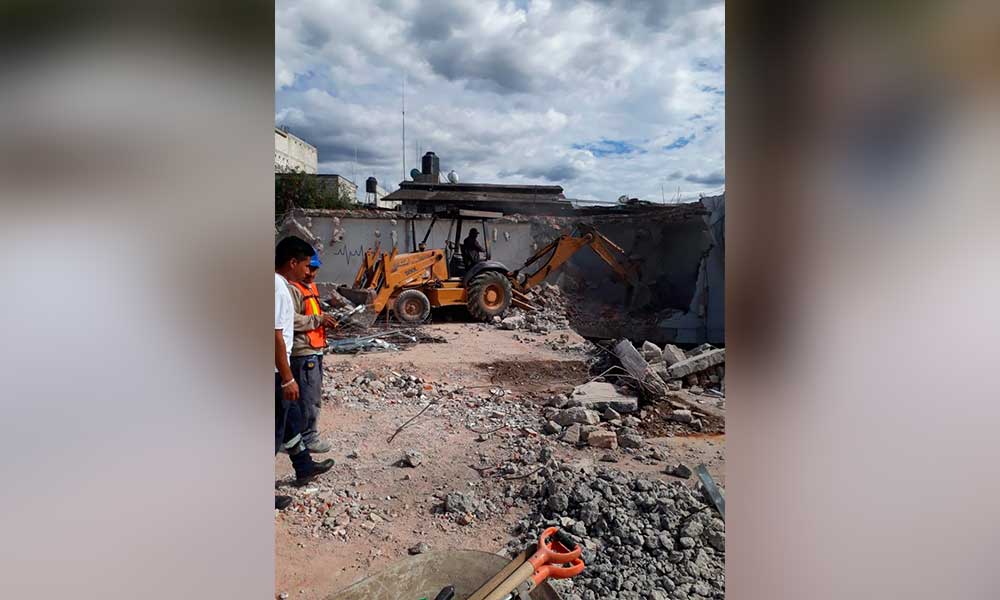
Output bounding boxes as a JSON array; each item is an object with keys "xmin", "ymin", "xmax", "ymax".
[
  {"xmin": 275, "ymin": 236, "xmax": 334, "ymax": 510},
  {"xmin": 461, "ymin": 227, "xmax": 486, "ymax": 268},
  {"xmin": 288, "ymin": 252, "xmax": 339, "ymax": 453}
]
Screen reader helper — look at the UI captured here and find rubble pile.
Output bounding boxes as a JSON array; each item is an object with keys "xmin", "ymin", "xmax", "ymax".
[
  {"xmin": 540, "ymin": 382, "xmax": 648, "ymax": 448},
  {"xmin": 647, "ymin": 343, "xmax": 726, "ymax": 397},
  {"xmin": 323, "ymin": 370, "xmax": 444, "ymax": 410},
  {"xmin": 497, "ymin": 283, "xmax": 572, "ymax": 334},
  {"xmin": 544, "ymin": 332, "xmax": 602, "ymax": 356},
  {"xmin": 506, "ymin": 463, "xmax": 725, "ymax": 600},
  {"xmin": 277, "ymin": 480, "xmax": 402, "ymax": 541},
  {"xmin": 324, "ymin": 368, "xmax": 542, "ymax": 435}
]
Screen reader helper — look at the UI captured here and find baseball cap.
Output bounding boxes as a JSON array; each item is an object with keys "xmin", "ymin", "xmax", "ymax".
[{"xmin": 309, "ymin": 252, "xmax": 322, "ymax": 268}]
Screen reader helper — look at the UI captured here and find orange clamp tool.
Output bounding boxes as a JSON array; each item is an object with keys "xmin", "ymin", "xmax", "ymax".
[{"xmin": 527, "ymin": 527, "xmax": 586, "ymax": 585}]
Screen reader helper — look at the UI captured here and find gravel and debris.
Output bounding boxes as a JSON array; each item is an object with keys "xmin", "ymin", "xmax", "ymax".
[
  {"xmin": 506, "ymin": 462, "xmax": 725, "ymax": 600},
  {"xmin": 496, "ymin": 283, "xmax": 572, "ymax": 334},
  {"xmin": 276, "ymin": 316, "xmax": 725, "ymax": 599}
]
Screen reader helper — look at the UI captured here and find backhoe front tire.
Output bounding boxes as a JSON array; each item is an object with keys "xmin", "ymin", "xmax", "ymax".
[
  {"xmin": 394, "ymin": 289, "xmax": 431, "ymax": 324},
  {"xmin": 466, "ymin": 271, "xmax": 512, "ymax": 322}
]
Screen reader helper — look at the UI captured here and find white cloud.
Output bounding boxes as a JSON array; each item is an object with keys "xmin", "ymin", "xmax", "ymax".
[{"xmin": 275, "ymin": 0, "xmax": 724, "ymax": 201}]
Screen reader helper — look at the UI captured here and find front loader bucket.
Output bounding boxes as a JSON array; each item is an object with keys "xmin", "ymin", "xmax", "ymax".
[
  {"xmin": 337, "ymin": 285, "xmax": 376, "ymax": 308},
  {"xmin": 327, "ymin": 550, "xmax": 561, "ymax": 600}
]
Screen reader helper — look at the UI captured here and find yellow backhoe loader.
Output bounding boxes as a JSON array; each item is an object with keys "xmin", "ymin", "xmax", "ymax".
[{"xmin": 337, "ymin": 211, "xmax": 636, "ymax": 324}]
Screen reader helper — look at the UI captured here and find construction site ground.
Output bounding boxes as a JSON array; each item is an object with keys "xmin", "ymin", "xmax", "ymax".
[{"xmin": 275, "ymin": 323, "xmax": 726, "ymax": 599}]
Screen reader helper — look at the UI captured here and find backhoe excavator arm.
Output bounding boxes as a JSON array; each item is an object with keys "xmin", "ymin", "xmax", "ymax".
[{"xmin": 513, "ymin": 224, "xmax": 635, "ymax": 292}]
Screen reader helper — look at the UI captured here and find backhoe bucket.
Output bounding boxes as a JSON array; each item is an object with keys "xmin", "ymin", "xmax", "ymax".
[{"xmin": 327, "ymin": 550, "xmax": 561, "ymax": 600}]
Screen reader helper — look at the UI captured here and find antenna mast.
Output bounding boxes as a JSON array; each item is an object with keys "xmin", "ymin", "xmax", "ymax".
[{"xmin": 402, "ymin": 75, "xmax": 406, "ymax": 182}]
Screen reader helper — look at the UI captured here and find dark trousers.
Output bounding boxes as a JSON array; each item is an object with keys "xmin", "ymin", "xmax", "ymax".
[
  {"xmin": 290, "ymin": 354, "xmax": 323, "ymax": 444},
  {"xmin": 275, "ymin": 373, "xmax": 313, "ymax": 478}
]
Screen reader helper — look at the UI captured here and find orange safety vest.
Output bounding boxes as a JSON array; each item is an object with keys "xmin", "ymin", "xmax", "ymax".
[{"xmin": 291, "ymin": 281, "xmax": 326, "ymax": 349}]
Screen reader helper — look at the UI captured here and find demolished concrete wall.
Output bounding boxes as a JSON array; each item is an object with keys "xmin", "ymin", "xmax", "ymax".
[
  {"xmin": 520, "ymin": 197, "xmax": 723, "ymax": 345},
  {"xmin": 277, "ymin": 195, "xmax": 724, "ymax": 345},
  {"xmin": 280, "ymin": 210, "xmax": 538, "ymax": 283}
]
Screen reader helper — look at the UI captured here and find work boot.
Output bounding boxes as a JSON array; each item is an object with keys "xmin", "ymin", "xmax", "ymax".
[
  {"xmin": 275, "ymin": 495, "xmax": 293, "ymax": 510},
  {"xmin": 305, "ymin": 439, "xmax": 332, "ymax": 453},
  {"xmin": 294, "ymin": 458, "xmax": 335, "ymax": 487}
]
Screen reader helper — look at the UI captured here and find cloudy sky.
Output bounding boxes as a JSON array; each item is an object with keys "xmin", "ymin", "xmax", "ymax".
[{"xmin": 276, "ymin": 0, "xmax": 724, "ymax": 203}]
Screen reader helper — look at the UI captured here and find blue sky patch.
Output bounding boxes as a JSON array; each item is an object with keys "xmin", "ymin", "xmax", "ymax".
[
  {"xmin": 573, "ymin": 139, "xmax": 639, "ymax": 158},
  {"xmin": 664, "ymin": 134, "xmax": 695, "ymax": 150}
]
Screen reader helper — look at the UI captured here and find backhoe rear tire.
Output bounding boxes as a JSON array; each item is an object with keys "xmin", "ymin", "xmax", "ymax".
[
  {"xmin": 466, "ymin": 271, "xmax": 512, "ymax": 322},
  {"xmin": 394, "ymin": 289, "xmax": 431, "ymax": 324}
]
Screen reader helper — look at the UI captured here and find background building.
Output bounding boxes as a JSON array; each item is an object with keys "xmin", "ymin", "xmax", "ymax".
[
  {"xmin": 315, "ymin": 174, "xmax": 357, "ymax": 202},
  {"xmin": 274, "ymin": 127, "xmax": 317, "ymax": 173}
]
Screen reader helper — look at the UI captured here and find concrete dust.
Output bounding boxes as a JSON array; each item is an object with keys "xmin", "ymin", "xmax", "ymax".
[{"xmin": 476, "ymin": 359, "xmax": 590, "ymax": 393}]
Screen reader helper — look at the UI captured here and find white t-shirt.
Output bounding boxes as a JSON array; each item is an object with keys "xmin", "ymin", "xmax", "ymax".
[{"xmin": 274, "ymin": 273, "xmax": 294, "ymax": 374}]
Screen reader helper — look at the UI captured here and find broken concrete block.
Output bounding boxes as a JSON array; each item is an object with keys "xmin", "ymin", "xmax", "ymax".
[
  {"xmin": 571, "ymin": 381, "xmax": 639, "ymax": 414},
  {"xmin": 579, "ymin": 425, "xmax": 598, "ymax": 442},
  {"xmin": 543, "ymin": 420, "xmax": 563, "ymax": 435},
  {"xmin": 554, "ymin": 407, "xmax": 601, "ymax": 427},
  {"xmin": 666, "ymin": 348, "xmax": 726, "ymax": 379},
  {"xmin": 560, "ymin": 423, "xmax": 582, "ymax": 445},
  {"xmin": 499, "ymin": 315, "xmax": 526, "ymax": 330},
  {"xmin": 661, "ymin": 344, "xmax": 687, "ymax": 366},
  {"xmin": 445, "ymin": 492, "xmax": 477, "ymax": 514},
  {"xmin": 614, "ymin": 340, "xmax": 669, "ymax": 398},
  {"xmin": 587, "ymin": 430, "xmax": 618, "ymax": 449},
  {"xmin": 686, "ymin": 343, "xmax": 715, "ymax": 357},
  {"xmin": 401, "ymin": 450, "xmax": 422, "ymax": 468},
  {"xmin": 650, "ymin": 362, "xmax": 670, "ymax": 382},
  {"xmin": 618, "ymin": 429, "xmax": 644, "ymax": 449},
  {"xmin": 666, "ymin": 463, "xmax": 692, "ymax": 478},
  {"xmin": 670, "ymin": 409, "xmax": 693, "ymax": 423},
  {"xmin": 641, "ymin": 341, "xmax": 663, "ymax": 362}
]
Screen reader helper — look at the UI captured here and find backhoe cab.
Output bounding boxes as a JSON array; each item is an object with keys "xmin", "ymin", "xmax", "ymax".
[{"xmin": 338, "ymin": 210, "xmax": 635, "ymax": 325}]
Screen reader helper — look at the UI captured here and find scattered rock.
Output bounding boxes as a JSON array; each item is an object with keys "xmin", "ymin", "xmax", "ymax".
[
  {"xmin": 560, "ymin": 423, "xmax": 582, "ymax": 445},
  {"xmin": 666, "ymin": 463, "xmax": 693, "ymax": 478},
  {"xmin": 401, "ymin": 450, "xmax": 422, "ymax": 468},
  {"xmin": 408, "ymin": 542, "xmax": 430, "ymax": 555},
  {"xmin": 670, "ymin": 409, "xmax": 693, "ymax": 423},
  {"xmin": 587, "ymin": 430, "xmax": 618, "ymax": 449},
  {"xmin": 543, "ymin": 420, "xmax": 563, "ymax": 435},
  {"xmin": 499, "ymin": 315, "xmax": 526, "ymax": 330},
  {"xmin": 553, "ymin": 407, "xmax": 601, "ymax": 427},
  {"xmin": 617, "ymin": 428, "xmax": 644, "ymax": 449},
  {"xmin": 444, "ymin": 492, "xmax": 477, "ymax": 515},
  {"xmin": 602, "ymin": 407, "xmax": 621, "ymax": 422},
  {"xmin": 599, "ymin": 453, "xmax": 619, "ymax": 463}
]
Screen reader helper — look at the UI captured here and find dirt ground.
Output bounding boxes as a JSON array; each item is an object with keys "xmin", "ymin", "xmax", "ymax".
[{"xmin": 275, "ymin": 323, "xmax": 725, "ymax": 599}]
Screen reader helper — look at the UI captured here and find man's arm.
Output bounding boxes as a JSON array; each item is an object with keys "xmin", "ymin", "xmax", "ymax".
[
  {"xmin": 275, "ymin": 329, "xmax": 299, "ymax": 401},
  {"xmin": 294, "ymin": 312, "xmax": 325, "ymax": 332},
  {"xmin": 474, "ymin": 239, "xmax": 486, "ymax": 253}
]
